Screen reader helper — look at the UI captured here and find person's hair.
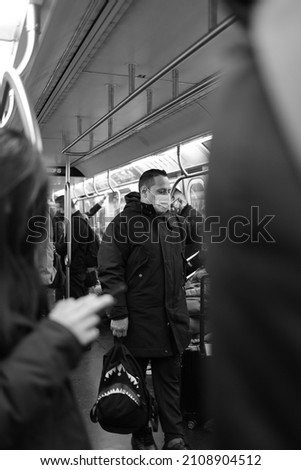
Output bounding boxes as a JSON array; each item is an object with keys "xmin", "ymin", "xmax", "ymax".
[
  {"xmin": 55, "ymin": 195, "xmax": 75, "ymax": 209},
  {"xmin": 138, "ymin": 169, "xmax": 168, "ymax": 192},
  {"xmin": 0, "ymin": 128, "xmax": 48, "ymax": 342},
  {"xmin": 225, "ymin": 0, "xmax": 257, "ymax": 26}
]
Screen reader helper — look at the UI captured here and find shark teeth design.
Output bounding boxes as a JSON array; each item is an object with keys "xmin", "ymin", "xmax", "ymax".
[
  {"xmin": 104, "ymin": 363, "xmax": 139, "ymax": 387},
  {"xmin": 97, "ymin": 385, "xmax": 140, "ymax": 406}
]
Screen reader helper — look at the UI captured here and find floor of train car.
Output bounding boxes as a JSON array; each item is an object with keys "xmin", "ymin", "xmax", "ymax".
[{"xmin": 71, "ymin": 320, "xmax": 214, "ymax": 450}]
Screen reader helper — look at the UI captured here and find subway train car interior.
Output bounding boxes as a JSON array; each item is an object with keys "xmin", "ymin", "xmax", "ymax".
[{"xmin": 0, "ymin": 0, "xmax": 249, "ymax": 451}]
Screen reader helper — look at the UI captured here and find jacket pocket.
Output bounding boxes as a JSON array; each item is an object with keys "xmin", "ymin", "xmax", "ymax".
[{"xmin": 126, "ymin": 245, "xmax": 149, "ymax": 287}]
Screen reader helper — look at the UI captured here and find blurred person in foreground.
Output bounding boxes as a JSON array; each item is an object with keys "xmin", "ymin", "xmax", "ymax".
[
  {"xmin": 0, "ymin": 128, "xmax": 114, "ymax": 449},
  {"xmin": 206, "ymin": 0, "xmax": 301, "ymax": 449}
]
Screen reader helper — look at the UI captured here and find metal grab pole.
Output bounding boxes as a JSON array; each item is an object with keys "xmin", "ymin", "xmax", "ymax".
[{"xmin": 65, "ymin": 154, "xmax": 71, "ymax": 298}]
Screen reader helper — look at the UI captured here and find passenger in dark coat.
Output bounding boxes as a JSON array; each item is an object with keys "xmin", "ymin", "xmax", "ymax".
[
  {"xmin": 206, "ymin": 0, "xmax": 301, "ymax": 449},
  {"xmin": 98, "ymin": 169, "xmax": 191, "ymax": 450},
  {"xmin": 0, "ymin": 128, "xmax": 114, "ymax": 449},
  {"xmin": 55, "ymin": 196, "xmax": 90, "ymax": 299}
]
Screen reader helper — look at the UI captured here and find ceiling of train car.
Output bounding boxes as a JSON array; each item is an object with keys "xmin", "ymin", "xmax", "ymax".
[
  {"xmin": 51, "ymin": 135, "xmax": 211, "ymax": 199},
  {"xmin": 21, "ymin": 0, "xmax": 241, "ymax": 183}
]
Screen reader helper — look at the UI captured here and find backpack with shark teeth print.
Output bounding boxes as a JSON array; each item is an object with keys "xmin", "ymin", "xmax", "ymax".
[{"xmin": 90, "ymin": 342, "xmax": 158, "ymax": 434}]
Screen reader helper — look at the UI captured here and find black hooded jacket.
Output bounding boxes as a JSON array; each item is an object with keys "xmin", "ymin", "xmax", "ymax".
[
  {"xmin": 98, "ymin": 192, "xmax": 191, "ymax": 357},
  {"xmin": 0, "ymin": 310, "xmax": 90, "ymax": 449}
]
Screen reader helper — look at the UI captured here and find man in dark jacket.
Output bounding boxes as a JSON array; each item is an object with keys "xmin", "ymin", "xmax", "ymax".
[
  {"xmin": 54, "ymin": 196, "xmax": 90, "ymax": 299},
  {"xmin": 98, "ymin": 169, "xmax": 191, "ymax": 450}
]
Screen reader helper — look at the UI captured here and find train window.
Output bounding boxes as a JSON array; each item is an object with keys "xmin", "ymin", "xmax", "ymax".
[
  {"xmin": 75, "ymin": 199, "xmax": 85, "ymax": 214},
  {"xmin": 107, "ymin": 192, "xmax": 121, "ymax": 218},
  {"xmin": 189, "ymin": 181, "xmax": 205, "ymax": 216},
  {"xmin": 82, "ymin": 198, "xmax": 94, "ymax": 214},
  {"xmin": 107, "ymin": 188, "xmax": 132, "ymax": 215}
]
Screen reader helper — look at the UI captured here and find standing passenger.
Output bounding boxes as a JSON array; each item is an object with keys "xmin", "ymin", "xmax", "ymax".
[
  {"xmin": 0, "ymin": 127, "xmax": 114, "ymax": 449},
  {"xmin": 98, "ymin": 169, "xmax": 191, "ymax": 450},
  {"xmin": 54, "ymin": 196, "xmax": 90, "ymax": 299}
]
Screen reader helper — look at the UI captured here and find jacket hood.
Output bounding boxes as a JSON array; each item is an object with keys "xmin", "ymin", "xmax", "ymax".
[
  {"xmin": 124, "ymin": 191, "xmax": 159, "ymax": 218},
  {"xmin": 123, "ymin": 191, "xmax": 142, "ymax": 214},
  {"xmin": 124, "ymin": 191, "xmax": 140, "ymax": 204}
]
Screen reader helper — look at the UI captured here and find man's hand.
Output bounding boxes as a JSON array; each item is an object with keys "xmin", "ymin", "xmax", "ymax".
[{"xmin": 110, "ymin": 318, "xmax": 129, "ymax": 337}]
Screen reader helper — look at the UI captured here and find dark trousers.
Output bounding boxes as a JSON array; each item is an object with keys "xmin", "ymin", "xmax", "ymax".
[
  {"xmin": 135, "ymin": 355, "xmax": 184, "ymax": 440},
  {"xmin": 70, "ymin": 273, "xmax": 89, "ymax": 299},
  {"xmin": 56, "ymin": 273, "xmax": 88, "ymax": 300}
]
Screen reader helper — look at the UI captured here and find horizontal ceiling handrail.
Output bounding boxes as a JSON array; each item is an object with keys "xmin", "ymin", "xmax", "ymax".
[
  {"xmin": 62, "ymin": 15, "xmax": 235, "ymax": 154},
  {"xmin": 71, "ymin": 72, "xmax": 220, "ymax": 165}
]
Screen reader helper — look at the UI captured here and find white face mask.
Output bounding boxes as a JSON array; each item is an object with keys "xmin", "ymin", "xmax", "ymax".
[
  {"xmin": 154, "ymin": 194, "xmax": 171, "ymax": 212},
  {"xmin": 146, "ymin": 189, "xmax": 170, "ymax": 213}
]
